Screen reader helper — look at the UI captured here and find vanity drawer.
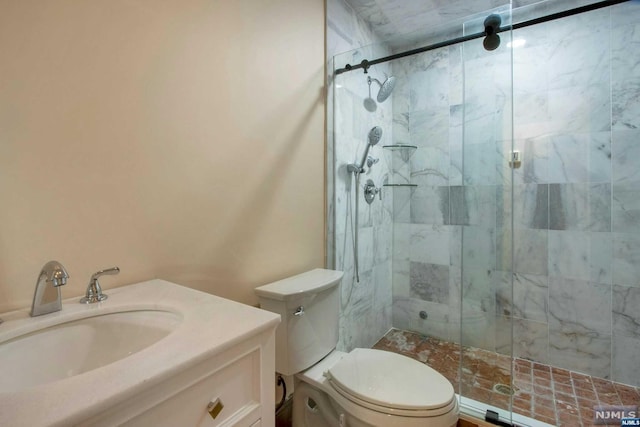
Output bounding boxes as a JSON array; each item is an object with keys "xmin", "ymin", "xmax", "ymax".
[{"xmin": 125, "ymin": 348, "xmax": 262, "ymax": 427}]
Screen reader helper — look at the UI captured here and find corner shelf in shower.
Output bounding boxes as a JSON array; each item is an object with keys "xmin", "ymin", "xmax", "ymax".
[
  {"xmin": 383, "ymin": 144, "xmax": 417, "ymax": 168},
  {"xmin": 382, "ymin": 144, "xmax": 417, "ymax": 152},
  {"xmin": 382, "ymin": 183, "xmax": 417, "ymax": 188}
]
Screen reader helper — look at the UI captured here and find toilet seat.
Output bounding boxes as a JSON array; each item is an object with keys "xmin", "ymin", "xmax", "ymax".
[{"xmin": 325, "ymin": 348, "xmax": 456, "ymax": 417}]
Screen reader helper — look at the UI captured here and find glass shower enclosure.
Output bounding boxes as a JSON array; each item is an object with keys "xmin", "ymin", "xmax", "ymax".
[{"xmin": 329, "ymin": 0, "xmax": 640, "ymax": 425}]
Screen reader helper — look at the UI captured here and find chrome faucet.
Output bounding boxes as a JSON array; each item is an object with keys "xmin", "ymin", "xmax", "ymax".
[
  {"xmin": 80, "ymin": 267, "xmax": 119, "ymax": 304},
  {"xmin": 30, "ymin": 260, "xmax": 69, "ymax": 317}
]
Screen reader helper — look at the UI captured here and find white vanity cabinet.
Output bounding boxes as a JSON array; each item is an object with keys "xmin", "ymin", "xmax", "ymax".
[
  {"xmin": 80, "ymin": 294, "xmax": 279, "ymax": 426},
  {"xmin": 85, "ymin": 326, "xmax": 276, "ymax": 427},
  {"xmin": 0, "ymin": 280, "xmax": 280, "ymax": 427}
]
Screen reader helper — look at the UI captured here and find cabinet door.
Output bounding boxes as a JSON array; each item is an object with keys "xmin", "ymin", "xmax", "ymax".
[{"xmin": 124, "ymin": 349, "xmax": 261, "ymax": 427}]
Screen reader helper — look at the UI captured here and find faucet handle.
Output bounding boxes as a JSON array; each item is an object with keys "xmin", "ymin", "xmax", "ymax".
[
  {"xmin": 90, "ymin": 267, "xmax": 120, "ymax": 282},
  {"xmin": 80, "ymin": 266, "xmax": 119, "ymax": 304}
]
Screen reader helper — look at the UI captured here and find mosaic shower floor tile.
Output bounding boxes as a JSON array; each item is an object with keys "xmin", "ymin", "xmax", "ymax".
[{"xmin": 373, "ymin": 329, "xmax": 640, "ymax": 427}]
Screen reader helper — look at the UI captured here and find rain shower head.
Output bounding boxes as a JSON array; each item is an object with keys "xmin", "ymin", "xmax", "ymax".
[{"xmin": 368, "ymin": 75, "xmax": 396, "ymax": 103}]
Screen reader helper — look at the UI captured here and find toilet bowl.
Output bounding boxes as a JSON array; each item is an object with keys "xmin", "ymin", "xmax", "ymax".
[{"xmin": 255, "ymin": 269, "xmax": 459, "ymax": 427}]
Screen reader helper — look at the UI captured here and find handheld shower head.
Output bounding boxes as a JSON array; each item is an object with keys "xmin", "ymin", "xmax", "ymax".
[
  {"xmin": 354, "ymin": 126, "xmax": 383, "ymax": 172},
  {"xmin": 368, "ymin": 126, "xmax": 383, "ymax": 146}
]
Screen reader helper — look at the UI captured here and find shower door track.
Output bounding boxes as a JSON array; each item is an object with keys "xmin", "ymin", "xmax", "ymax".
[{"xmin": 334, "ymin": 0, "xmax": 630, "ymax": 76}]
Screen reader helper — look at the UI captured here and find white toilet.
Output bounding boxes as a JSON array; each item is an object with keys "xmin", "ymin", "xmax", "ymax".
[{"xmin": 255, "ymin": 268, "xmax": 459, "ymax": 427}]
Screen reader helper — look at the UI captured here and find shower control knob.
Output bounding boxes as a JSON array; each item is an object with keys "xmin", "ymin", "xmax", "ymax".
[{"xmin": 363, "ymin": 179, "xmax": 380, "ymax": 205}]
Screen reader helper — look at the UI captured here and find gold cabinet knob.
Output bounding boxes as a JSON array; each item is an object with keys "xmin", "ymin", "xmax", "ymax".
[{"xmin": 207, "ymin": 398, "xmax": 224, "ymax": 419}]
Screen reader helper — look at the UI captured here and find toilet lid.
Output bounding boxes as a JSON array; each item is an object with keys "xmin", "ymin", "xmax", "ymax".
[{"xmin": 326, "ymin": 348, "xmax": 455, "ymax": 411}]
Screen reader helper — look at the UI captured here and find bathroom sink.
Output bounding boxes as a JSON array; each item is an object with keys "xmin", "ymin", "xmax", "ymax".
[
  {"xmin": 0, "ymin": 279, "xmax": 280, "ymax": 426},
  {"xmin": 0, "ymin": 309, "xmax": 182, "ymax": 392}
]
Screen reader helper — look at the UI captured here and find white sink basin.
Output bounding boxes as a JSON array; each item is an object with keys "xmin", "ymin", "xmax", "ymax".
[
  {"xmin": 0, "ymin": 309, "xmax": 182, "ymax": 392},
  {"xmin": 0, "ymin": 279, "xmax": 280, "ymax": 427}
]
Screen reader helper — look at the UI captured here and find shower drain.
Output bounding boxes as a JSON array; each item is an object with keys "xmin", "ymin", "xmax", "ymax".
[{"xmin": 493, "ymin": 384, "xmax": 515, "ymax": 396}]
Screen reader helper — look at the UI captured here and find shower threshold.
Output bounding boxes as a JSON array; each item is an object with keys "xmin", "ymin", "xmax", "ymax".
[{"xmin": 373, "ymin": 329, "xmax": 640, "ymax": 427}]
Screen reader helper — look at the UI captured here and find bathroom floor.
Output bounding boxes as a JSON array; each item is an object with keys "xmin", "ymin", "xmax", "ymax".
[{"xmin": 373, "ymin": 329, "xmax": 640, "ymax": 427}]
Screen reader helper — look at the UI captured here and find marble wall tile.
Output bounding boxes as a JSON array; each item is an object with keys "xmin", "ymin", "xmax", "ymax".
[
  {"xmin": 462, "ymin": 226, "xmax": 496, "ymax": 271},
  {"xmin": 392, "ymin": 297, "xmax": 412, "ymax": 332},
  {"xmin": 612, "ymin": 130, "xmax": 640, "ymax": 186},
  {"xmin": 612, "ymin": 185, "xmax": 640, "ymax": 232},
  {"xmin": 448, "ymin": 46, "xmax": 463, "ymax": 106},
  {"xmin": 496, "ymin": 316, "xmax": 549, "ymax": 363},
  {"xmin": 512, "ymin": 44, "xmax": 549, "ymax": 96},
  {"xmin": 372, "ymin": 261, "xmax": 393, "ymax": 308},
  {"xmin": 591, "ymin": 232, "xmax": 613, "ymax": 285},
  {"xmin": 513, "ymin": 93, "xmax": 549, "ymax": 127},
  {"xmin": 409, "ymin": 67, "xmax": 449, "ymax": 112},
  {"xmin": 329, "ymin": 0, "xmax": 395, "ymax": 353},
  {"xmin": 449, "ymin": 105, "xmax": 463, "ymax": 186},
  {"xmin": 612, "ymin": 335, "xmax": 640, "ymax": 387},
  {"xmin": 461, "ymin": 185, "xmax": 497, "ymax": 227},
  {"xmin": 410, "ymin": 261, "xmax": 449, "ymax": 304},
  {"xmin": 392, "ymin": 111, "xmax": 410, "ymax": 145},
  {"xmin": 589, "ymin": 184, "xmax": 612, "ymax": 232},
  {"xmin": 495, "ymin": 271, "xmax": 548, "ymax": 322},
  {"xmin": 393, "ymin": 185, "xmax": 412, "ymax": 223},
  {"xmin": 407, "ymin": 298, "xmax": 452, "ymax": 342},
  {"xmin": 498, "ymin": 184, "xmax": 548, "ymax": 230},
  {"xmin": 463, "ymin": 142, "xmax": 499, "ymax": 185},
  {"xmin": 548, "ymin": 325, "xmax": 612, "ymax": 379},
  {"xmin": 409, "ymin": 224, "xmax": 451, "ymax": 265},
  {"xmin": 546, "ymin": 32, "xmax": 610, "ymax": 91},
  {"xmin": 511, "ymin": 137, "xmax": 549, "ymax": 185},
  {"xmin": 613, "ymin": 233, "xmax": 640, "ymax": 288},
  {"xmin": 449, "ymin": 225, "xmax": 463, "ymax": 267},
  {"xmin": 611, "ymin": 23, "xmax": 640, "ymax": 130},
  {"xmin": 410, "ymin": 186, "xmax": 449, "ymax": 224},
  {"xmin": 609, "ymin": 1, "xmax": 640, "ymax": 28},
  {"xmin": 374, "ymin": 223, "xmax": 392, "ymax": 264},
  {"xmin": 409, "ymin": 110, "xmax": 449, "ymax": 149},
  {"xmin": 549, "ymin": 183, "xmax": 611, "ymax": 232},
  {"xmin": 408, "ymin": 48, "xmax": 450, "ymax": 72},
  {"xmin": 497, "ymin": 228, "xmax": 548, "ymax": 275},
  {"xmin": 613, "ymin": 285, "xmax": 640, "ymax": 339},
  {"xmin": 548, "ymin": 231, "xmax": 591, "ymax": 281},
  {"xmin": 410, "ymin": 146, "xmax": 449, "ymax": 186},
  {"xmin": 449, "ymin": 186, "xmax": 467, "ymax": 226},
  {"xmin": 549, "ymin": 277, "xmax": 612, "ymax": 335},
  {"xmin": 547, "ymin": 133, "xmax": 590, "ymax": 183},
  {"xmin": 460, "ymin": 308, "xmax": 496, "ymax": 351},
  {"xmin": 451, "ymin": 185, "xmax": 498, "ymax": 227},
  {"xmin": 546, "ymin": 84, "xmax": 611, "ymax": 134},
  {"xmin": 462, "ymin": 267, "xmax": 495, "ymax": 315},
  {"xmin": 338, "ymin": 0, "xmax": 640, "ymax": 377},
  {"xmin": 589, "ymin": 132, "xmax": 612, "ymax": 183},
  {"xmin": 392, "ymin": 223, "xmax": 413, "ymax": 297}
]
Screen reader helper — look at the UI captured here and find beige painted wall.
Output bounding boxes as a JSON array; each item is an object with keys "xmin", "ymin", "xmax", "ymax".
[{"xmin": 0, "ymin": 0, "xmax": 326, "ymax": 312}]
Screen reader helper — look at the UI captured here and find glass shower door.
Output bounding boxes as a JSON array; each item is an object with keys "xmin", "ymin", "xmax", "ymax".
[{"xmin": 458, "ymin": 5, "xmax": 515, "ymax": 424}]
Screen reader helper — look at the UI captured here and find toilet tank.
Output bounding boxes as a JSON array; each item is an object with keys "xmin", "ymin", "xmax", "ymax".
[{"xmin": 255, "ymin": 269, "xmax": 343, "ymax": 376}]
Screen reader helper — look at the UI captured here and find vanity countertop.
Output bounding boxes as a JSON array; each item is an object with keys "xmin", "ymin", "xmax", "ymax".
[{"xmin": 0, "ymin": 279, "xmax": 280, "ymax": 426}]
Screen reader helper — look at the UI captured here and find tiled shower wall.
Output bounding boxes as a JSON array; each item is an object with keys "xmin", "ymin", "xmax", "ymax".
[
  {"xmin": 327, "ymin": 0, "xmax": 394, "ymax": 351},
  {"xmin": 391, "ymin": 3, "xmax": 640, "ymax": 386}
]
